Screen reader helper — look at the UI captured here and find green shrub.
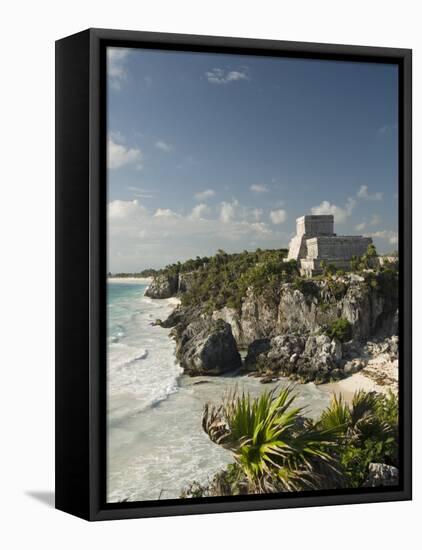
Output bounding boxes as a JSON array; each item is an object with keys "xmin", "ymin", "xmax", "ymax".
[
  {"xmin": 199, "ymin": 387, "xmax": 398, "ymax": 494},
  {"xmin": 180, "ymin": 463, "xmax": 246, "ymax": 498},
  {"xmin": 323, "ymin": 318, "xmax": 352, "ymax": 342},
  {"xmin": 293, "ymin": 277, "xmax": 319, "ymax": 303},
  {"xmin": 169, "ymin": 248, "xmax": 294, "ymax": 312},
  {"xmin": 202, "ymin": 386, "xmax": 341, "ymax": 493},
  {"xmin": 318, "ymin": 391, "xmax": 398, "ymax": 487}
]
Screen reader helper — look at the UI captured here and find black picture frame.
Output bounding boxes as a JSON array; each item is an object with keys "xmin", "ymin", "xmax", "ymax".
[{"xmin": 55, "ymin": 28, "xmax": 412, "ymax": 521}]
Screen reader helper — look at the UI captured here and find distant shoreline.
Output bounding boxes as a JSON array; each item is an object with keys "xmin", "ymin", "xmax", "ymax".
[{"xmin": 108, "ymin": 277, "xmax": 153, "ymax": 284}]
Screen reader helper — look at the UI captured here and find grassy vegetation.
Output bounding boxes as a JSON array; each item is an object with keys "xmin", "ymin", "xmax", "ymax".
[
  {"xmin": 183, "ymin": 386, "xmax": 398, "ymax": 496},
  {"xmin": 292, "ymin": 277, "xmax": 320, "ymax": 304},
  {"xmin": 202, "ymin": 386, "xmax": 341, "ymax": 493},
  {"xmin": 318, "ymin": 390, "xmax": 398, "ymax": 487},
  {"xmin": 157, "ymin": 249, "xmax": 297, "ymax": 312},
  {"xmin": 121, "ymin": 244, "xmax": 398, "ymax": 316},
  {"xmin": 364, "ymin": 267, "xmax": 399, "ymax": 301},
  {"xmin": 110, "ymin": 268, "xmax": 160, "ymax": 278},
  {"xmin": 323, "ymin": 318, "xmax": 352, "ymax": 342},
  {"xmin": 350, "ymin": 243, "xmax": 378, "ymax": 272}
]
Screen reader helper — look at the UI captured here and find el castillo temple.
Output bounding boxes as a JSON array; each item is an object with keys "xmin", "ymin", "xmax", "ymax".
[{"xmin": 287, "ymin": 214, "xmax": 373, "ymax": 277}]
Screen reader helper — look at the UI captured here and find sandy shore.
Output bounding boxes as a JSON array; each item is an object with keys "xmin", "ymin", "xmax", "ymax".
[
  {"xmin": 320, "ymin": 356, "xmax": 398, "ymax": 403},
  {"xmin": 108, "ymin": 277, "xmax": 153, "ymax": 284}
]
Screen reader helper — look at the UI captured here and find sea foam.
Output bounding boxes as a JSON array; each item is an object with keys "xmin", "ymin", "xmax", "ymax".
[
  {"xmin": 106, "ymin": 280, "xmax": 332, "ymax": 503},
  {"xmin": 107, "ymin": 282, "xmax": 182, "ymax": 411}
]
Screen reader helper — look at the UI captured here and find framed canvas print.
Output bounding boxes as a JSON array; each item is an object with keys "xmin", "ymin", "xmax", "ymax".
[{"xmin": 55, "ymin": 28, "xmax": 412, "ymax": 521}]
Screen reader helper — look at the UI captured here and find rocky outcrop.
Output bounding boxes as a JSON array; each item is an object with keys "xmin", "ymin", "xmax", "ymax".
[
  {"xmin": 155, "ymin": 271, "xmax": 398, "ymax": 383},
  {"xmin": 209, "ymin": 274, "xmax": 397, "ymax": 347},
  {"xmin": 364, "ymin": 463, "xmax": 399, "ymax": 487},
  {"xmin": 243, "ymin": 330, "xmax": 399, "ymax": 384},
  {"xmin": 365, "ymin": 335, "xmax": 399, "ymax": 359},
  {"xmin": 212, "ymin": 307, "xmax": 243, "ymax": 343},
  {"xmin": 355, "ymin": 336, "xmax": 399, "ymax": 392},
  {"xmin": 144, "ymin": 273, "xmax": 179, "ymax": 299},
  {"xmin": 244, "ymin": 333, "xmax": 347, "ymax": 384},
  {"xmin": 145, "ymin": 271, "xmax": 196, "ymax": 299},
  {"xmin": 171, "ymin": 315, "xmax": 241, "ymax": 376},
  {"xmin": 178, "ymin": 272, "xmax": 196, "ymax": 294}
]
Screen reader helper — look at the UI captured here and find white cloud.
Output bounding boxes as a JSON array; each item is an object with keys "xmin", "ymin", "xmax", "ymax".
[
  {"xmin": 270, "ymin": 209, "xmax": 287, "ymax": 225},
  {"xmin": 250, "ymin": 184, "xmax": 269, "ymax": 193},
  {"xmin": 250, "ymin": 222, "xmax": 271, "ymax": 236},
  {"xmin": 108, "ymin": 136, "xmax": 142, "ymax": 170},
  {"xmin": 189, "ymin": 203, "xmax": 210, "ymax": 220},
  {"xmin": 357, "ymin": 185, "xmax": 383, "ymax": 201},
  {"xmin": 155, "ymin": 140, "xmax": 173, "ymax": 152},
  {"xmin": 365, "ymin": 230, "xmax": 398, "ymax": 245},
  {"xmin": 220, "ymin": 200, "xmax": 271, "ymax": 225},
  {"xmin": 127, "ymin": 186, "xmax": 156, "ymax": 199},
  {"xmin": 195, "ymin": 189, "xmax": 215, "ymax": 201},
  {"xmin": 107, "ymin": 48, "xmax": 130, "ymax": 90},
  {"xmin": 220, "ymin": 201, "xmax": 236, "ymax": 223},
  {"xmin": 252, "ymin": 208, "xmax": 263, "ymax": 221},
  {"xmin": 370, "ymin": 214, "xmax": 381, "ymax": 226},
  {"xmin": 153, "ymin": 208, "xmax": 180, "ymax": 218},
  {"xmin": 107, "ymin": 199, "xmax": 287, "ymax": 272},
  {"xmin": 205, "ymin": 67, "xmax": 249, "ymax": 84},
  {"xmin": 108, "ymin": 199, "xmax": 145, "ymax": 220},
  {"xmin": 354, "ymin": 214, "xmax": 381, "ymax": 232},
  {"xmin": 311, "ymin": 197, "xmax": 356, "ymax": 223}
]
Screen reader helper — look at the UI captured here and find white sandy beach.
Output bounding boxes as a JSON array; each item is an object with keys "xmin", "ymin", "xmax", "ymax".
[
  {"xmin": 108, "ymin": 277, "xmax": 153, "ymax": 284},
  {"xmin": 321, "ymin": 359, "xmax": 398, "ymax": 402}
]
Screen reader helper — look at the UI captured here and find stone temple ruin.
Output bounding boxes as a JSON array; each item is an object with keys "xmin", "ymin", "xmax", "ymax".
[{"xmin": 287, "ymin": 214, "xmax": 372, "ymax": 277}]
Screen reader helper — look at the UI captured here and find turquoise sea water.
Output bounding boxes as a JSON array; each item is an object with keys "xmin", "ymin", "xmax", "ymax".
[{"xmin": 107, "ymin": 280, "xmax": 332, "ymax": 502}]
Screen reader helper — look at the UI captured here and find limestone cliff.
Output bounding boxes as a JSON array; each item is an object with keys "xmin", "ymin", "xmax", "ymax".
[
  {"xmin": 212, "ymin": 273, "xmax": 398, "ymax": 347},
  {"xmin": 144, "ymin": 273, "xmax": 179, "ymax": 299},
  {"xmin": 147, "ymin": 266, "xmax": 398, "ymax": 383},
  {"xmin": 162, "ymin": 307, "xmax": 241, "ymax": 376},
  {"xmin": 144, "ymin": 271, "xmax": 196, "ymax": 299}
]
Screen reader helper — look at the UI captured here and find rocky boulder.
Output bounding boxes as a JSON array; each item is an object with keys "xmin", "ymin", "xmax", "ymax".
[
  {"xmin": 145, "ymin": 273, "xmax": 179, "ymax": 299},
  {"xmin": 365, "ymin": 335, "xmax": 399, "ymax": 360},
  {"xmin": 212, "ymin": 307, "xmax": 243, "ymax": 345},
  {"xmin": 364, "ymin": 463, "xmax": 399, "ymax": 487},
  {"xmin": 174, "ymin": 318, "xmax": 241, "ymax": 376},
  {"xmin": 245, "ymin": 332, "xmax": 345, "ymax": 383}
]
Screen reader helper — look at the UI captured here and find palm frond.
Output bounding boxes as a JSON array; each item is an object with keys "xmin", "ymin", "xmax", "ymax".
[{"xmin": 202, "ymin": 384, "xmax": 342, "ymax": 493}]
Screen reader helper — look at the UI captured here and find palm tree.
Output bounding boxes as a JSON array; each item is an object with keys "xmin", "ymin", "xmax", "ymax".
[
  {"xmin": 317, "ymin": 390, "xmax": 398, "ymax": 487},
  {"xmin": 318, "ymin": 390, "xmax": 395, "ymax": 443},
  {"xmin": 202, "ymin": 386, "xmax": 342, "ymax": 493}
]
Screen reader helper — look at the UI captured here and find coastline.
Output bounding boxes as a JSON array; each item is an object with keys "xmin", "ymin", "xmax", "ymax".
[
  {"xmin": 141, "ymin": 282, "xmax": 397, "ymax": 403},
  {"xmin": 320, "ymin": 359, "xmax": 398, "ymax": 402},
  {"xmin": 108, "ymin": 277, "xmax": 153, "ymax": 284},
  {"xmin": 106, "ymin": 282, "xmax": 333, "ymax": 502},
  {"xmin": 107, "ymin": 278, "xmax": 398, "ymax": 501}
]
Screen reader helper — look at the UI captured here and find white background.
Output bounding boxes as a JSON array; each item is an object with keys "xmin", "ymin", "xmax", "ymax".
[{"xmin": 0, "ymin": 1, "xmax": 419, "ymax": 548}]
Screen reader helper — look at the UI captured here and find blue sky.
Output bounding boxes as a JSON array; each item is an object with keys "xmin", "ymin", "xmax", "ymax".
[{"xmin": 107, "ymin": 47, "xmax": 398, "ymax": 272}]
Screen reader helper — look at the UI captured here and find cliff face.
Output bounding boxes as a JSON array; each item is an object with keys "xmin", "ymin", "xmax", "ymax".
[
  {"xmin": 144, "ymin": 272, "xmax": 196, "ymax": 299},
  {"xmin": 213, "ymin": 274, "xmax": 398, "ymax": 348},
  {"xmin": 148, "ymin": 270, "xmax": 398, "ymax": 382},
  {"xmin": 144, "ymin": 273, "xmax": 179, "ymax": 299}
]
